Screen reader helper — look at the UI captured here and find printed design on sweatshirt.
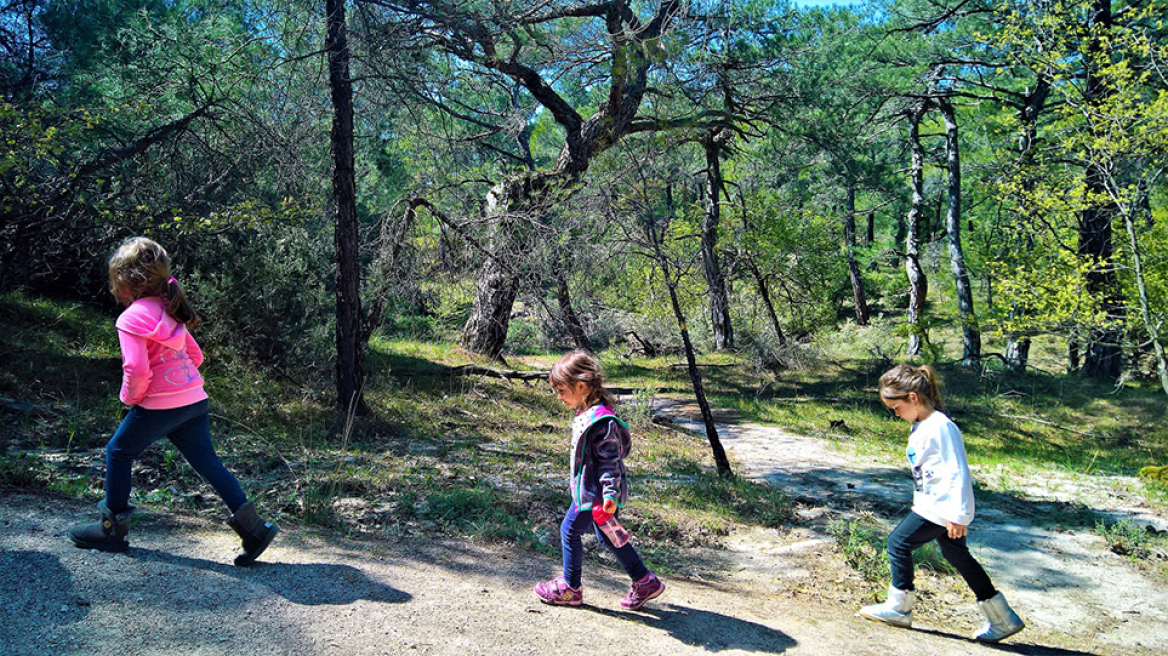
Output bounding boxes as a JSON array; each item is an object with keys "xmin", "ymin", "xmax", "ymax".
[
  {"xmin": 161, "ymin": 348, "xmax": 198, "ymax": 386},
  {"xmin": 907, "ymin": 446, "xmax": 928, "ymax": 493}
]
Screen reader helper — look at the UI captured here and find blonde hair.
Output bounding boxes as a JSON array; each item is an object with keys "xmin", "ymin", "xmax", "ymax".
[
  {"xmin": 879, "ymin": 364, "xmax": 943, "ymax": 412},
  {"xmin": 108, "ymin": 237, "xmax": 200, "ymax": 328},
  {"xmin": 549, "ymin": 350, "xmax": 617, "ymax": 410}
]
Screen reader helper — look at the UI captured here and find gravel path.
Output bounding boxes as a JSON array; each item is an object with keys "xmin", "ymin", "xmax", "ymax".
[{"xmin": 2, "ymin": 402, "xmax": 1164, "ymax": 656}]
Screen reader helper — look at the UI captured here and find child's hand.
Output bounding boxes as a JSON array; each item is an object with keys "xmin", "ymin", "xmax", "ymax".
[
  {"xmin": 591, "ymin": 498, "xmax": 618, "ymax": 524},
  {"xmin": 945, "ymin": 522, "xmax": 967, "ymax": 539}
]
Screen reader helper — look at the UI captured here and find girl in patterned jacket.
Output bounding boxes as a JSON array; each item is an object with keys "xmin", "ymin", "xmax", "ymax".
[
  {"xmin": 859, "ymin": 364, "xmax": 1024, "ymax": 642},
  {"xmin": 69, "ymin": 237, "xmax": 277, "ymax": 566},
  {"xmin": 533, "ymin": 350, "xmax": 665, "ymax": 610}
]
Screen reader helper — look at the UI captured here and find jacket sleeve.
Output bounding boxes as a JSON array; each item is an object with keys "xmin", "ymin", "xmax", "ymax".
[
  {"xmin": 589, "ymin": 419, "xmax": 625, "ymax": 503},
  {"xmin": 185, "ymin": 330, "xmax": 204, "ymax": 368},
  {"xmin": 118, "ymin": 329, "xmax": 152, "ymax": 406}
]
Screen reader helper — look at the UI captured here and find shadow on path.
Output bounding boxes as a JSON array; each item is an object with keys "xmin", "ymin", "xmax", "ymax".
[
  {"xmin": 129, "ymin": 548, "xmax": 412, "ymax": 606},
  {"xmin": 583, "ymin": 602, "xmax": 797, "ymax": 653},
  {"xmin": 907, "ymin": 627, "xmax": 1108, "ymax": 656}
]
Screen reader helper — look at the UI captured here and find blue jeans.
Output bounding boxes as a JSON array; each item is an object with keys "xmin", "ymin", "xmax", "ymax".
[
  {"xmin": 887, "ymin": 512, "xmax": 996, "ymax": 601},
  {"xmin": 560, "ymin": 502, "xmax": 649, "ymax": 588},
  {"xmin": 104, "ymin": 400, "xmax": 247, "ymax": 514}
]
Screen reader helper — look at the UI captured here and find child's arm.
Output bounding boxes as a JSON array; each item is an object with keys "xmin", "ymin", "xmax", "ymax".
[
  {"xmin": 184, "ymin": 330, "xmax": 203, "ymax": 368},
  {"xmin": 590, "ymin": 419, "xmax": 625, "ymax": 505},
  {"xmin": 118, "ymin": 329, "xmax": 152, "ymax": 406}
]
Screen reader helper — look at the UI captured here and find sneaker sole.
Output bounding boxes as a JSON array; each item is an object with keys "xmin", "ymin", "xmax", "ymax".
[
  {"xmin": 536, "ymin": 597, "xmax": 583, "ymax": 607},
  {"xmin": 621, "ymin": 581, "xmax": 665, "ymax": 611}
]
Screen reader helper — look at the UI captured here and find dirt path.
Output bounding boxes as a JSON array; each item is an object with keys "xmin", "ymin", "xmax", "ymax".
[{"xmin": 3, "ymin": 404, "xmax": 1165, "ymax": 656}]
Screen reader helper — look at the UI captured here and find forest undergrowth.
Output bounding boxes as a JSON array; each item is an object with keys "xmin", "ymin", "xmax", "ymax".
[{"xmin": 2, "ymin": 291, "xmax": 1166, "ymax": 581}]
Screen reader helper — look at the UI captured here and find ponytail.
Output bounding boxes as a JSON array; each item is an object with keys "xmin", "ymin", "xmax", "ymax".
[
  {"xmin": 879, "ymin": 364, "xmax": 944, "ymax": 411},
  {"xmin": 165, "ymin": 277, "xmax": 201, "ymax": 329},
  {"xmin": 109, "ymin": 237, "xmax": 200, "ymax": 329}
]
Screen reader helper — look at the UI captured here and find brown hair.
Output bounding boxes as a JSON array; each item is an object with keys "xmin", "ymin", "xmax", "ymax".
[
  {"xmin": 549, "ymin": 350, "xmax": 617, "ymax": 410},
  {"xmin": 108, "ymin": 237, "xmax": 201, "ymax": 328},
  {"xmin": 878, "ymin": 364, "xmax": 944, "ymax": 412}
]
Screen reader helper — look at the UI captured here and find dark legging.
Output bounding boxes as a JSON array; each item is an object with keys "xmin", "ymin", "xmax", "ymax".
[
  {"xmin": 887, "ymin": 511, "xmax": 997, "ymax": 601},
  {"xmin": 105, "ymin": 399, "xmax": 247, "ymax": 514},
  {"xmin": 560, "ymin": 502, "xmax": 649, "ymax": 588}
]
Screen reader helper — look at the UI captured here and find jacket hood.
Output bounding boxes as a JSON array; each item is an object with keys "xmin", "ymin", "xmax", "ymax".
[{"xmin": 116, "ymin": 297, "xmax": 188, "ymax": 349}]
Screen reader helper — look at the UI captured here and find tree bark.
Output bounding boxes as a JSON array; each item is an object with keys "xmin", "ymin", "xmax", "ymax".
[
  {"xmin": 938, "ymin": 97, "xmax": 980, "ymax": 367},
  {"xmin": 701, "ymin": 129, "xmax": 734, "ymax": 350},
  {"xmin": 905, "ymin": 101, "xmax": 930, "ymax": 357},
  {"xmin": 326, "ymin": 0, "xmax": 365, "ymax": 414},
  {"xmin": 844, "ymin": 177, "xmax": 869, "ymax": 326}
]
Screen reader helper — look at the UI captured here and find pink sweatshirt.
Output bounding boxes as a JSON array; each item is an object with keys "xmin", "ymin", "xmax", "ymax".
[{"xmin": 116, "ymin": 296, "xmax": 208, "ymax": 409}]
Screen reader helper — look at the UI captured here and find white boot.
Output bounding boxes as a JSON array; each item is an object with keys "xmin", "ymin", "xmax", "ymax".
[
  {"xmin": 858, "ymin": 585, "xmax": 915, "ymax": 628},
  {"xmin": 973, "ymin": 592, "xmax": 1025, "ymax": 642}
]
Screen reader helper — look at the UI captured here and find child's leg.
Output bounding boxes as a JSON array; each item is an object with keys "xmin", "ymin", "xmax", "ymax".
[
  {"xmin": 936, "ymin": 534, "xmax": 997, "ymax": 601},
  {"xmin": 166, "ymin": 400, "xmax": 247, "ymax": 514},
  {"xmin": 560, "ymin": 503, "xmax": 591, "ymax": 588},
  {"xmin": 593, "ymin": 516, "xmax": 650, "ymax": 582},
  {"xmin": 105, "ymin": 407, "xmax": 174, "ymax": 512},
  {"xmin": 886, "ymin": 512, "xmax": 947, "ymax": 591}
]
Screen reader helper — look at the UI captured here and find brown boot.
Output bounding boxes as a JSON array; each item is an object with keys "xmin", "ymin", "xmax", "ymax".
[
  {"xmin": 227, "ymin": 501, "xmax": 278, "ymax": 566},
  {"xmin": 69, "ymin": 500, "xmax": 134, "ymax": 552}
]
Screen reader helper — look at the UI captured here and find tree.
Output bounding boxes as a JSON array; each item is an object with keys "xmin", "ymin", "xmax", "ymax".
[{"xmin": 327, "ymin": 0, "xmax": 365, "ymax": 413}]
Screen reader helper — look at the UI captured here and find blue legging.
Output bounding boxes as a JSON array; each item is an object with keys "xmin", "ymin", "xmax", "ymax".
[
  {"xmin": 887, "ymin": 511, "xmax": 997, "ymax": 601},
  {"xmin": 560, "ymin": 502, "xmax": 649, "ymax": 588},
  {"xmin": 104, "ymin": 400, "xmax": 247, "ymax": 514}
]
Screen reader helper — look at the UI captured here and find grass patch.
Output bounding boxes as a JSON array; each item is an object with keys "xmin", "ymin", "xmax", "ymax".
[
  {"xmin": 4, "ymin": 290, "xmax": 1166, "ymax": 583},
  {"xmin": 827, "ymin": 514, "xmax": 956, "ymax": 584},
  {"xmin": 1095, "ymin": 519, "xmax": 1168, "ymax": 580}
]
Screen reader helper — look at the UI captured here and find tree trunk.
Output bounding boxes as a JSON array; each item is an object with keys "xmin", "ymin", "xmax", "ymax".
[
  {"xmin": 1005, "ymin": 76, "xmax": 1052, "ymax": 372},
  {"xmin": 844, "ymin": 177, "xmax": 869, "ymax": 326},
  {"xmin": 326, "ymin": 0, "xmax": 364, "ymax": 414},
  {"xmin": 938, "ymin": 97, "xmax": 980, "ymax": 368},
  {"xmin": 748, "ymin": 260, "xmax": 787, "ymax": 347},
  {"xmin": 656, "ymin": 246, "xmax": 732, "ymax": 478},
  {"xmin": 905, "ymin": 102, "xmax": 930, "ymax": 356},
  {"xmin": 1121, "ymin": 207, "xmax": 1168, "ymax": 397},
  {"xmin": 462, "ymin": 245, "xmax": 522, "ymax": 359},
  {"xmin": 554, "ymin": 258, "xmax": 591, "ymax": 351},
  {"xmin": 701, "ymin": 130, "xmax": 734, "ymax": 350},
  {"xmin": 1080, "ymin": 0, "xmax": 1124, "ymax": 379},
  {"xmin": 651, "ymin": 184, "xmax": 731, "ymax": 478}
]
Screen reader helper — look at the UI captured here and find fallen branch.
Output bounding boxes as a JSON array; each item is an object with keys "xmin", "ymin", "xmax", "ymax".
[{"xmin": 448, "ymin": 365, "xmax": 549, "ymax": 381}]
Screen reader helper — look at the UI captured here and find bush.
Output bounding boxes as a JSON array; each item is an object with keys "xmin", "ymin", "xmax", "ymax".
[{"xmin": 188, "ymin": 222, "xmax": 334, "ymax": 375}]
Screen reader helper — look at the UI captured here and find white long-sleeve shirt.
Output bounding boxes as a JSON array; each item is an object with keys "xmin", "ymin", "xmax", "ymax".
[{"xmin": 906, "ymin": 410, "xmax": 975, "ymax": 527}]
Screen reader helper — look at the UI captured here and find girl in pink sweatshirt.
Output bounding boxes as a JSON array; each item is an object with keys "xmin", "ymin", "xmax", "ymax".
[{"xmin": 69, "ymin": 237, "xmax": 277, "ymax": 565}]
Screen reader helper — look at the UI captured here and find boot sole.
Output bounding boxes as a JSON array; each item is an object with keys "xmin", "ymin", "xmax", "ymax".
[
  {"xmin": 233, "ymin": 525, "xmax": 278, "ymax": 567},
  {"xmin": 69, "ymin": 536, "xmax": 128, "ymax": 553},
  {"xmin": 857, "ymin": 610, "xmax": 912, "ymax": 628},
  {"xmin": 974, "ymin": 624, "xmax": 1025, "ymax": 642}
]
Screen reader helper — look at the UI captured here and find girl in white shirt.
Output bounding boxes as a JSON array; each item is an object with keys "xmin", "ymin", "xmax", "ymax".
[{"xmin": 859, "ymin": 365, "xmax": 1024, "ymax": 642}]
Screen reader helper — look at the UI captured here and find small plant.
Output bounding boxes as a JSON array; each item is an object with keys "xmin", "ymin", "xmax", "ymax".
[
  {"xmin": 0, "ymin": 451, "xmax": 44, "ymax": 488},
  {"xmin": 1096, "ymin": 519, "xmax": 1164, "ymax": 561},
  {"xmin": 828, "ymin": 516, "xmax": 889, "ymax": 582},
  {"xmin": 828, "ymin": 515, "xmax": 956, "ymax": 583}
]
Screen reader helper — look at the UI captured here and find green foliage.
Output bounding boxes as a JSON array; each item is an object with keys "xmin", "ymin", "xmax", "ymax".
[
  {"xmin": 828, "ymin": 515, "xmax": 955, "ymax": 584},
  {"xmin": 1096, "ymin": 519, "xmax": 1168, "ymax": 577},
  {"xmin": 0, "ymin": 452, "xmax": 44, "ymax": 488}
]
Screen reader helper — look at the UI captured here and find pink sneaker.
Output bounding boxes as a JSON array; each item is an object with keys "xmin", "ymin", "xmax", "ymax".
[
  {"xmin": 621, "ymin": 572, "xmax": 665, "ymax": 610},
  {"xmin": 534, "ymin": 576, "xmax": 583, "ymax": 606}
]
